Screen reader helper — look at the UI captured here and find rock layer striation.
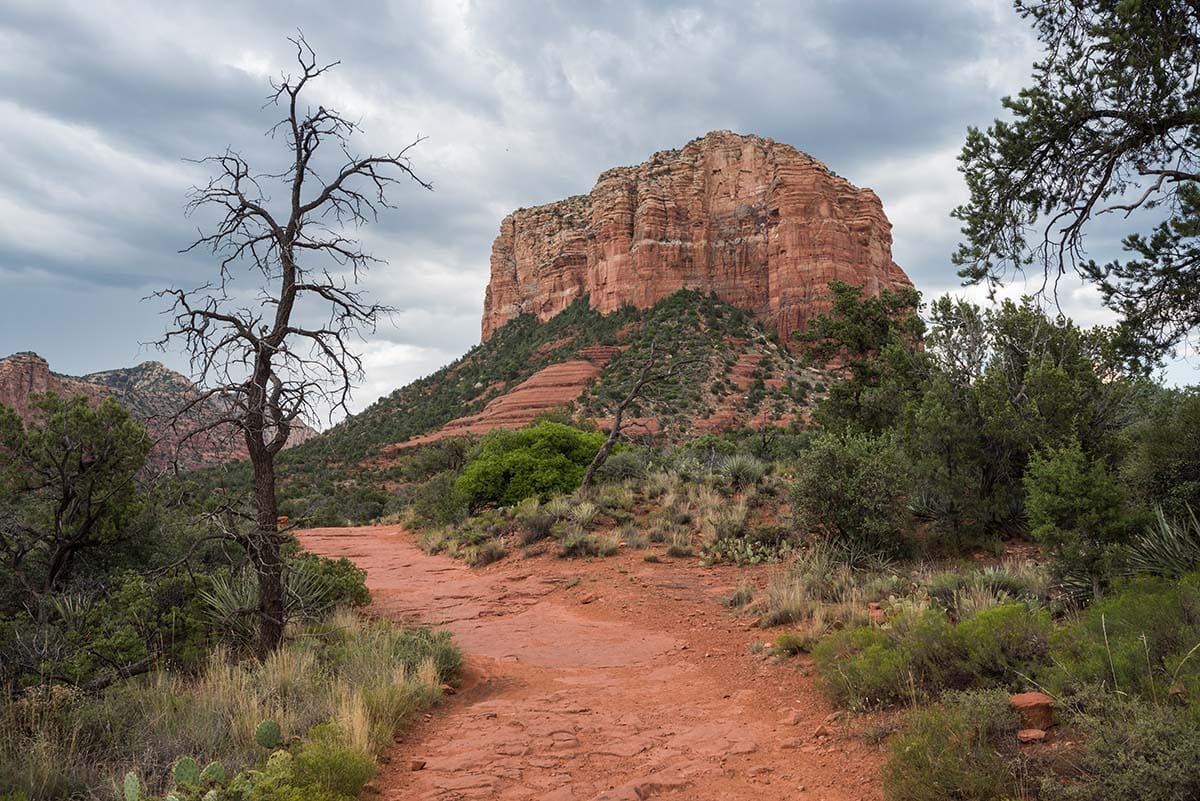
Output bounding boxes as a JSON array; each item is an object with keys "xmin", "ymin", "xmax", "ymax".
[{"xmin": 482, "ymin": 131, "xmax": 912, "ymax": 344}]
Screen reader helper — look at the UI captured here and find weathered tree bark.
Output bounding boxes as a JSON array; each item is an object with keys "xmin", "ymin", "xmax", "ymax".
[{"xmin": 157, "ymin": 34, "xmax": 430, "ymax": 653}]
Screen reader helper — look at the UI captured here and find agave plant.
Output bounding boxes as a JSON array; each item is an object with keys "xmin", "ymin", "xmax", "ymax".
[{"xmin": 1127, "ymin": 504, "xmax": 1200, "ymax": 578}]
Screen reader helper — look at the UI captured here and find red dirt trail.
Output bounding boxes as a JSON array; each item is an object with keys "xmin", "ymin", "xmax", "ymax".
[{"xmin": 298, "ymin": 525, "xmax": 884, "ymax": 801}]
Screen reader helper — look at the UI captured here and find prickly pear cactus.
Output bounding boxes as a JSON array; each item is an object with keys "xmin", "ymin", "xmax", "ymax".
[
  {"xmin": 172, "ymin": 756, "xmax": 201, "ymax": 787},
  {"xmin": 200, "ymin": 761, "xmax": 227, "ymax": 786},
  {"xmin": 254, "ymin": 719, "xmax": 282, "ymax": 750},
  {"xmin": 123, "ymin": 772, "xmax": 141, "ymax": 801}
]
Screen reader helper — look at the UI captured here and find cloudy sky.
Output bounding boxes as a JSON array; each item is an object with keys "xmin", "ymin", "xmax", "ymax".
[{"xmin": 0, "ymin": 0, "xmax": 1189, "ymax": 424}]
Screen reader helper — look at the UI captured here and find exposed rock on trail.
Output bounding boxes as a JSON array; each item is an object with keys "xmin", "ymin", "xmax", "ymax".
[{"xmin": 299, "ymin": 526, "xmax": 883, "ymax": 800}]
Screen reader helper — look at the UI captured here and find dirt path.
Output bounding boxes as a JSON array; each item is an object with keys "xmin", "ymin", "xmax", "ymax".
[{"xmin": 299, "ymin": 526, "xmax": 884, "ymax": 801}]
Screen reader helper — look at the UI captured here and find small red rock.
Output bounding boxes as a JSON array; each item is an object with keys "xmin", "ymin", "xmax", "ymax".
[
  {"xmin": 1009, "ymin": 692, "xmax": 1056, "ymax": 730},
  {"xmin": 1017, "ymin": 728, "xmax": 1046, "ymax": 743},
  {"xmin": 410, "ymin": 759, "xmax": 426, "ymax": 771}
]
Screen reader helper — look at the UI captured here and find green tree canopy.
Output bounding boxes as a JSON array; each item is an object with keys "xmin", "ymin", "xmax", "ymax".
[
  {"xmin": 954, "ymin": 0, "xmax": 1200, "ymax": 362},
  {"xmin": 455, "ymin": 421, "xmax": 605, "ymax": 508},
  {"xmin": 794, "ymin": 280, "xmax": 927, "ymax": 434},
  {"xmin": 0, "ymin": 394, "xmax": 151, "ymax": 599}
]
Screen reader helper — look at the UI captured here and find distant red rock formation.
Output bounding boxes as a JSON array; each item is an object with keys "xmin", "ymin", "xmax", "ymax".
[
  {"xmin": 481, "ymin": 130, "xmax": 912, "ymax": 345},
  {"xmin": 0, "ymin": 351, "xmax": 316, "ymax": 470}
]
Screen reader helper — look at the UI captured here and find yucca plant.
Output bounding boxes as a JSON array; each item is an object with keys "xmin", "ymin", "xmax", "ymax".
[
  {"xmin": 721, "ymin": 454, "xmax": 766, "ymax": 492},
  {"xmin": 1127, "ymin": 504, "xmax": 1200, "ymax": 578},
  {"xmin": 198, "ymin": 558, "xmax": 336, "ymax": 645}
]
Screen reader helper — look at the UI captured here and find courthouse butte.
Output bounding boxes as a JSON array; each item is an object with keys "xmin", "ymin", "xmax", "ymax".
[{"xmin": 481, "ymin": 130, "xmax": 912, "ymax": 346}]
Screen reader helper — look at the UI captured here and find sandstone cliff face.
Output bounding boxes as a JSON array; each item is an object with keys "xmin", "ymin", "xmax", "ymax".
[
  {"xmin": 0, "ymin": 352, "xmax": 316, "ymax": 469},
  {"xmin": 482, "ymin": 131, "xmax": 912, "ymax": 344}
]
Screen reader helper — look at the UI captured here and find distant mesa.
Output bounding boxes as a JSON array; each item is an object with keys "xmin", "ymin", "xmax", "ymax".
[
  {"xmin": 0, "ymin": 351, "xmax": 316, "ymax": 470},
  {"xmin": 482, "ymin": 130, "xmax": 912, "ymax": 345}
]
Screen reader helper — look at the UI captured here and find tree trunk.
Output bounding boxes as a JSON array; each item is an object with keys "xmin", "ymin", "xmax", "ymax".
[
  {"xmin": 250, "ymin": 449, "xmax": 285, "ymax": 655},
  {"xmin": 579, "ymin": 408, "xmax": 623, "ymax": 495}
]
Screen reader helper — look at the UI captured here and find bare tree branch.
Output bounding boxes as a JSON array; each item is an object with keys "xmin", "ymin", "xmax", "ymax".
[{"xmin": 150, "ymin": 33, "xmax": 430, "ymax": 653}]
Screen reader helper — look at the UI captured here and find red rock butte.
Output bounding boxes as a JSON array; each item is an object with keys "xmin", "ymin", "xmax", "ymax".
[{"xmin": 481, "ymin": 130, "xmax": 913, "ymax": 345}]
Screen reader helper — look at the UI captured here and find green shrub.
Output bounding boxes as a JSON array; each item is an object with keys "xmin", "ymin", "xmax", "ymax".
[
  {"xmin": 1044, "ymin": 571, "xmax": 1200, "ymax": 703},
  {"xmin": 1025, "ymin": 439, "xmax": 1129, "ymax": 596},
  {"xmin": 792, "ymin": 432, "xmax": 911, "ymax": 557},
  {"xmin": 813, "ymin": 624, "xmax": 914, "ymax": 708},
  {"xmin": 289, "ymin": 553, "xmax": 370, "ymax": 609},
  {"xmin": 405, "ymin": 471, "xmax": 469, "ymax": 526},
  {"xmin": 455, "ymin": 422, "xmax": 604, "ymax": 508},
  {"xmin": 1121, "ymin": 388, "xmax": 1200, "ymax": 520},
  {"xmin": 813, "ymin": 603, "xmax": 1051, "ymax": 709},
  {"xmin": 882, "ymin": 690, "xmax": 1025, "ymax": 801},
  {"xmin": 773, "ymin": 631, "xmax": 812, "ymax": 656},
  {"xmin": 596, "ymin": 449, "xmax": 647, "ymax": 482},
  {"xmin": 292, "ymin": 724, "xmax": 375, "ymax": 798},
  {"xmin": 952, "ymin": 603, "xmax": 1052, "ymax": 686},
  {"xmin": 1042, "ymin": 698, "xmax": 1200, "ymax": 801}
]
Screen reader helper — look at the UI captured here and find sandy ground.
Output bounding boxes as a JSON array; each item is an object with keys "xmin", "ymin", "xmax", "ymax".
[{"xmin": 298, "ymin": 525, "xmax": 884, "ymax": 801}]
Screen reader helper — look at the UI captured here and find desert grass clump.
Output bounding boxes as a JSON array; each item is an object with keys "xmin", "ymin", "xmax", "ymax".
[
  {"xmin": 543, "ymin": 495, "xmax": 574, "ymax": 520},
  {"xmin": 662, "ymin": 526, "xmax": 694, "ymax": 558},
  {"xmin": 761, "ymin": 543, "xmax": 877, "ymax": 628},
  {"xmin": 597, "ymin": 482, "xmax": 635, "ymax": 514},
  {"xmin": 515, "ymin": 498, "xmax": 557, "ymax": 544},
  {"xmin": 620, "ymin": 523, "xmax": 648, "ymax": 550},
  {"xmin": 643, "ymin": 470, "xmax": 676, "ymax": 499},
  {"xmin": 463, "ymin": 539, "xmax": 507, "ymax": 567},
  {"xmin": 0, "ymin": 615, "xmax": 460, "ymax": 801},
  {"xmin": 703, "ymin": 501, "xmax": 748, "ymax": 544},
  {"xmin": 558, "ymin": 524, "xmax": 602, "ymax": 558},
  {"xmin": 723, "ymin": 580, "xmax": 755, "ymax": 609},
  {"xmin": 570, "ymin": 500, "xmax": 599, "ymax": 528},
  {"xmin": 597, "ymin": 532, "xmax": 622, "ymax": 557}
]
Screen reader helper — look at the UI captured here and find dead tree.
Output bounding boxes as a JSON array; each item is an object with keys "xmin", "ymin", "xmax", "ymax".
[
  {"xmin": 154, "ymin": 34, "xmax": 430, "ymax": 654},
  {"xmin": 578, "ymin": 341, "xmax": 698, "ymax": 494}
]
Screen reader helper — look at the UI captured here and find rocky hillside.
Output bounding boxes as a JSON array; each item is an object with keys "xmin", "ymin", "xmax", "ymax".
[
  {"xmin": 482, "ymin": 130, "xmax": 912, "ymax": 345},
  {"xmin": 0, "ymin": 352, "xmax": 316, "ymax": 470},
  {"xmin": 291, "ymin": 132, "xmax": 913, "ymax": 464},
  {"xmin": 294, "ymin": 291, "xmax": 829, "ymax": 465}
]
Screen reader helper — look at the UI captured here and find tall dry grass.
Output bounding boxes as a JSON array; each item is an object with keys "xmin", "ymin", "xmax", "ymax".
[{"xmin": 0, "ymin": 612, "xmax": 458, "ymax": 800}]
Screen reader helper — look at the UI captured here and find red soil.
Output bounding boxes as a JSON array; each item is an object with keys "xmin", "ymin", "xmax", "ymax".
[{"xmin": 298, "ymin": 525, "xmax": 884, "ymax": 800}]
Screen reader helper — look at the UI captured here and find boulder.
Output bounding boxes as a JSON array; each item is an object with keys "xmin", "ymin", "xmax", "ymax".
[{"xmin": 1009, "ymin": 692, "xmax": 1056, "ymax": 730}]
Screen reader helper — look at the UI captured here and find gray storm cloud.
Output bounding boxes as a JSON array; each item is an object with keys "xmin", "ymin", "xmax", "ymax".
[{"xmin": 1, "ymin": 0, "xmax": 1186, "ymax": 418}]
